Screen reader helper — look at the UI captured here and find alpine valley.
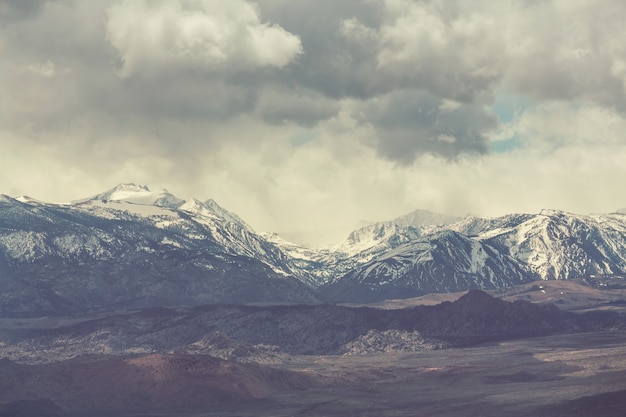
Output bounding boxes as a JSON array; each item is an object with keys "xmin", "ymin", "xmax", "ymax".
[{"xmin": 2, "ymin": 184, "xmax": 626, "ymax": 416}]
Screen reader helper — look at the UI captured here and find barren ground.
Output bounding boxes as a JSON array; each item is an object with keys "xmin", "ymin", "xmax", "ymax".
[{"xmin": 58, "ymin": 330, "xmax": 626, "ymax": 417}]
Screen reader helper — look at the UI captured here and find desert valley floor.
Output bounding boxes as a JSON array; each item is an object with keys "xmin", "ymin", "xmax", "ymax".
[
  {"xmin": 163, "ymin": 331, "xmax": 626, "ymax": 417},
  {"xmin": 1, "ymin": 279, "xmax": 626, "ymax": 416},
  {"xmin": 0, "ymin": 330, "xmax": 624, "ymax": 417}
]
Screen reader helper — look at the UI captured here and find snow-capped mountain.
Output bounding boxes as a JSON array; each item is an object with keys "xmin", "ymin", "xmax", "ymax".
[
  {"xmin": 267, "ymin": 210, "xmax": 460, "ymax": 287},
  {"xmin": 75, "ymin": 183, "xmax": 186, "ymax": 208},
  {"xmin": 0, "ymin": 185, "xmax": 318, "ymax": 315},
  {"xmin": 3, "ymin": 183, "xmax": 626, "ymax": 312},
  {"xmin": 317, "ymin": 208, "xmax": 626, "ymax": 302},
  {"xmin": 466, "ymin": 209, "xmax": 626, "ymax": 280},
  {"xmin": 334, "ymin": 208, "xmax": 459, "ymax": 258},
  {"xmin": 320, "ymin": 230, "xmax": 534, "ymax": 303},
  {"xmin": 262, "ymin": 206, "xmax": 626, "ymax": 300},
  {"xmin": 392, "ymin": 208, "xmax": 460, "ymax": 229},
  {"xmin": 262, "ymin": 223, "xmax": 426, "ymax": 287},
  {"xmin": 339, "ymin": 222, "xmax": 422, "ymax": 256}
]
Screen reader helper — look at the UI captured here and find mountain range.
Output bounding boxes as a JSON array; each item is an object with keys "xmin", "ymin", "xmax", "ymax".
[{"xmin": 2, "ymin": 183, "xmax": 626, "ymax": 315}]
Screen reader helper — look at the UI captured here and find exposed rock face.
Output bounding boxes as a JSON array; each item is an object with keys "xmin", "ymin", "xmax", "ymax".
[{"xmin": 339, "ymin": 329, "xmax": 448, "ymax": 355}]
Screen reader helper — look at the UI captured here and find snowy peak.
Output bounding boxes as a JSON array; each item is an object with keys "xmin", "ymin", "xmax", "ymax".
[
  {"xmin": 179, "ymin": 198, "xmax": 213, "ymax": 216},
  {"xmin": 322, "ymin": 207, "xmax": 626, "ymax": 302},
  {"xmin": 74, "ymin": 185, "xmax": 251, "ymax": 231},
  {"xmin": 203, "ymin": 199, "xmax": 254, "ymax": 232},
  {"xmin": 14, "ymin": 196, "xmax": 49, "ymax": 205},
  {"xmin": 75, "ymin": 183, "xmax": 185, "ymax": 209},
  {"xmin": 393, "ymin": 209, "xmax": 460, "ymax": 228},
  {"xmin": 0, "ymin": 194, "xmax": 16, "ymax": 203},
  {"xmin": 336, "ymin": 209, "xmax": 460, "ymax": 258},
  {"xmin": 539, "ymin": 208, "xmax": 567, "ymax": 217},
  {"xmin": 178, "ymin": 198, "xmax": 253, "ymax": 231},
  {"xmin": 339, "ymin": 222, "xmax": 420, "ymax": 255},
  {"xmin": 88, "ymin": 183, "xmax": 149, "ymax": 201},
  {"xmin": 345, "ymin": 222, "xmax": 401, "ymax": 245}
]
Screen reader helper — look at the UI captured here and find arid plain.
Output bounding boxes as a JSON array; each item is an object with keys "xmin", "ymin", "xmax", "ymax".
[
  {"xmin": 48, "ymin": 331, "xmax": 626, "ymax": 417},
  {"xmin": 2, "ymin": 282, "xmax": 626, "ymax": 417}
]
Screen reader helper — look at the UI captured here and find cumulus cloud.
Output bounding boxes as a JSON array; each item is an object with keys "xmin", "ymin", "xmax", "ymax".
[
  {"xmin": 3, "ymin": 0, "xmax": 626, "ymax": 240},
  {"xmin": 334, "ymin": 0, "xmax": 626, "ymax": 109},
  {"xmin": 327, "ymin": 0, "xmax": 626, "ymax": 160},
  {"xmin": 106, "ymin": 0, "xmax": 302, "ymax": 77},
  {"xmin": 498, "ymin": 1, "xmax": 626, "ymax": 109},
  {"xmin": 340, "ymin": 0, "xmax": 506, "ymax": 101},
  {"xmin": 353, "ymin": 90, "xmax": 496, "ymax": 162},
  {"xmin": 495, "ymin": 102, "xmax": 626, "ymax": 151}
]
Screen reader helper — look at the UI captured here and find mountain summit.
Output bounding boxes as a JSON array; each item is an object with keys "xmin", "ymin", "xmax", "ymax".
[{"xmin": 75, "ymin": 183, "xmax": 185, "ymax": 208}]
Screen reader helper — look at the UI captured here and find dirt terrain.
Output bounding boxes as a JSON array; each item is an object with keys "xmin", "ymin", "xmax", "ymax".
[
  {"xmin": 1, "ymin": 331, "xmax": 625, "ymax": 416},
  {"xmin": 1, "ymin": 282, "xmax": 625, "ymax": 416},
  {"xmin": 222, "ymin": 331, "xmax": 626, "ymax": 417}
]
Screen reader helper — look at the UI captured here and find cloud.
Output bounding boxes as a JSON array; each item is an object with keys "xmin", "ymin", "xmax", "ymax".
[
  {"xmin": 333, "ymin": 0, "xmax": 626, "ymax": 109},
  {"xmin": 494, "ymin": 101, "xmax": 626, "ymax": 151},
  {"xmin": 0, "ymin": 0, "xmax": 51, "ymax": 21},
  {"xmin": 3, "ymin": 0, "xmax": 626, "ymax": 241},
  {"xmin": 340, "ymin": 0, "xmax": 506, "ymax": 102},
  {"xmin": 23, "ymin": 60, "xmax": 69, "ymax": 77},
  {"xmin": 499, "ymin": 1, "xmax": 626, "ymax": 108},
  {"xmin": 106, "ymin": 0, "xmax": 302, "ymax": 78},
  {"xmin": 353, "ymin": 90, "xmax": 496, "ymax": 161},
  {"xmin": 255, "ymin": 88, "xmax": 340, "ymax": 127}
]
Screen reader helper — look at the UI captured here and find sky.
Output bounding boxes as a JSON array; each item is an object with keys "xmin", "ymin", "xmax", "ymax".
[{"xmin": 2, "ymin": 0, "xmax": 626, "ymax": 245}]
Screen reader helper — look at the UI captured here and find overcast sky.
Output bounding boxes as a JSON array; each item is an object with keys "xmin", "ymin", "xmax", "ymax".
[{"xmin": 2, "ymin": 0, "xmax": 626, "ymax": 243}]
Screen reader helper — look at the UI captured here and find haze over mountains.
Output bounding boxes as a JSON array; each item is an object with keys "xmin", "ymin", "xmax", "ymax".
[{"xmin": 2, "ymin": 183, "xmax": 626, "ymax": 314}]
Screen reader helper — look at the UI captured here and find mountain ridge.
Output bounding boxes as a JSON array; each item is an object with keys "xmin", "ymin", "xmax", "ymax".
[
  {"xmin": 3, "ymin": 184, "xmax": 626, "ymax": 311},
  {"xmin": 0, "ymin": 188, "xmax": 319, "ymax": 315},
  {"xmin": 2, "ymin": 290, "xmax": 623, "ymax": 365}
]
